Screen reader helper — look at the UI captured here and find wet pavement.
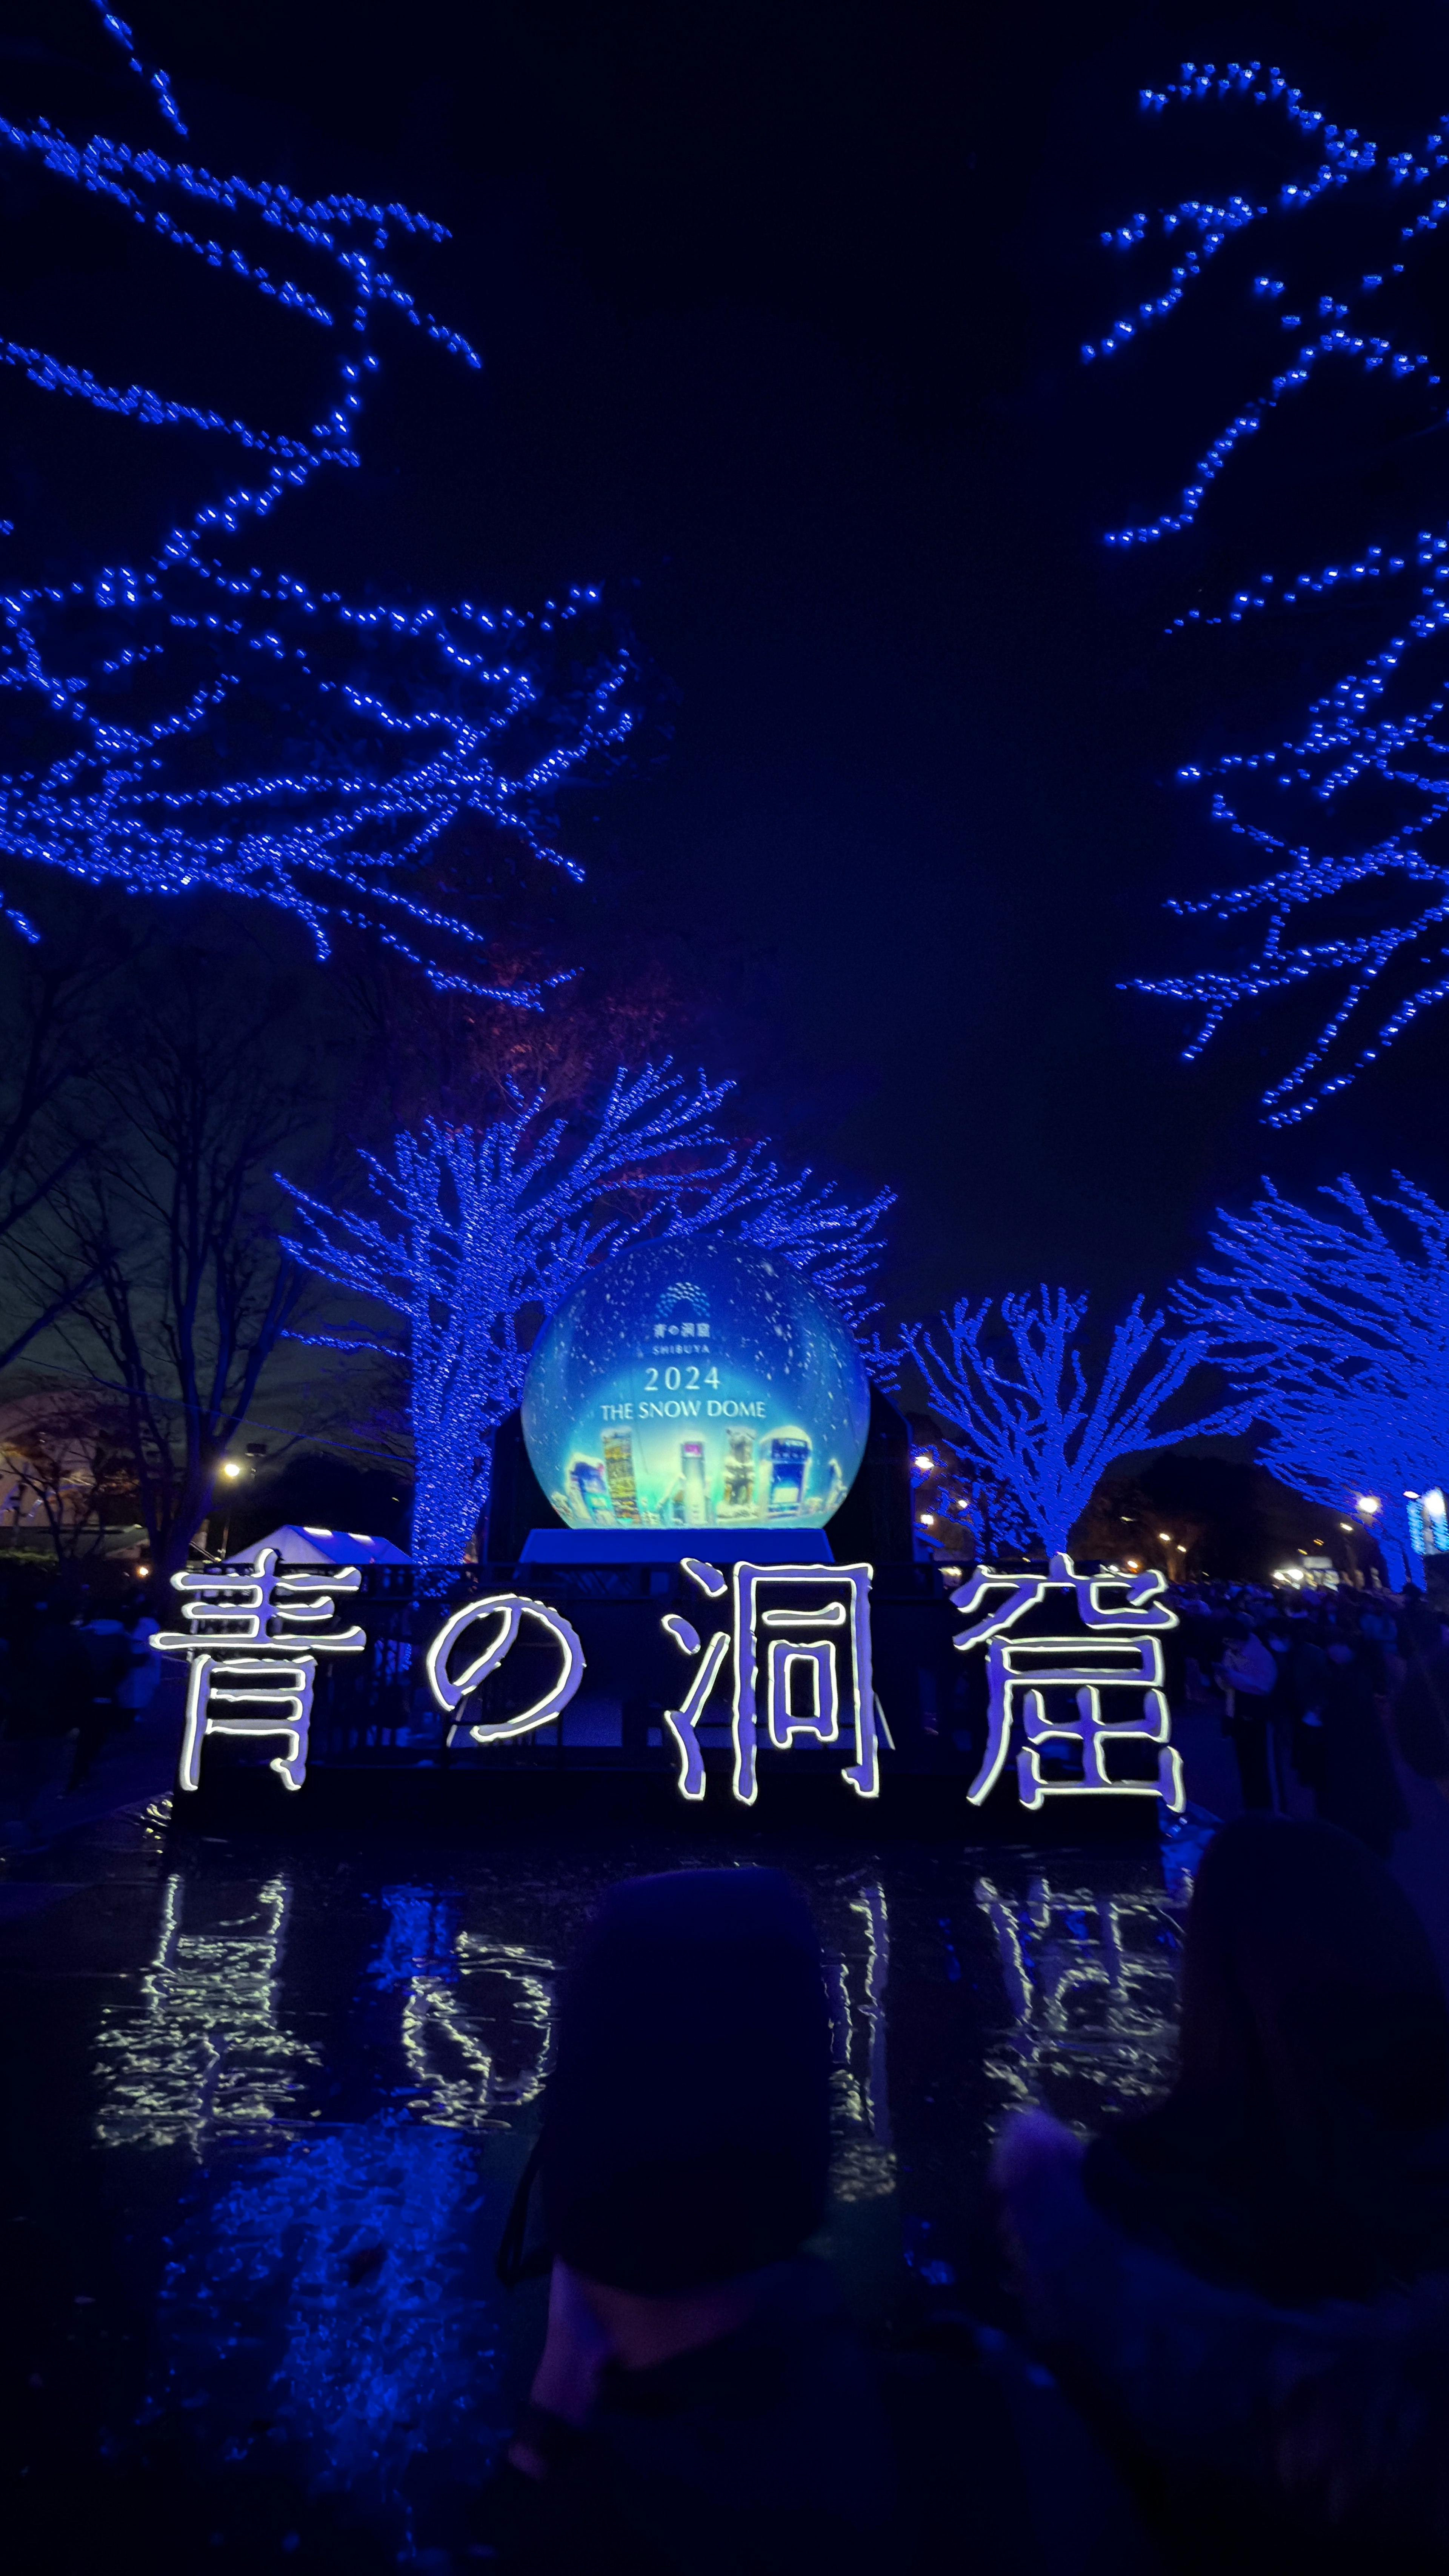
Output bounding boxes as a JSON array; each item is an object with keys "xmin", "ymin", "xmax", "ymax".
[{"xmin": 0, "ymin": 1791, "xmax": 1204, "ymax": 2571}]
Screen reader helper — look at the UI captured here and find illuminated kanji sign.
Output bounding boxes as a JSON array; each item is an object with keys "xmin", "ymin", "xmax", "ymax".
[
  {"xmin": 424, "ymin": 1593, "xmax": 585, "ymax": 1744},
  {"xmin": 155, "ymin": 1550, "xmax": 366, "ymax": 1792},
  {"xmin": 165, "ymin": 1546, "xmax": 1186, "ymax": 1817},
  {"xmin": 951, "ymin": 1551, "xmax": 1183, "ymax": 1812},
  {"xmin": 659, "ymin": 1556, "xmax": 879, "ymax": 1806}
]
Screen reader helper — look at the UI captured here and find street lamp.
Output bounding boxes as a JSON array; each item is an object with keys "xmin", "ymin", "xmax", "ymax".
[{"xmin": 215, "ymin": 1456, "xmax": 245, "ymax": 1558}]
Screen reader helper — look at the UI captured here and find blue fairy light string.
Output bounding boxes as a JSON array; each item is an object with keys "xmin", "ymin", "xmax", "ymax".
[
  {"xmin": 1095, "ymin": 62, "xmax": 1449, "ymax": 1116},
  {"xmin": 901, "ymin": 1289, "xmax": 1247, "ymax": 1559},
  {"xmin": 0, "ymin": 8, "xmax": 631, "ymax": 991},
  {"xmin": 1180, "ymin": 1175, "xmax": 1449, "ymax": 1583},
  {"xmin": 92, "ymin": 3, "xmax": 188, "ymax": 136}
]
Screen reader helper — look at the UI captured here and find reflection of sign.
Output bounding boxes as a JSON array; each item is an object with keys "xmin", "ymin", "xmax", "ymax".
[
  {"xmin": 155, "ymin": 1550, "xmax": 366, "ymax": 1792},
  {"xmin": 974, "ymin": 1872, "xmax": 1181, "ymax": 2134},
  {"xmin": 520, "ymin": 1236, "xmax": 870, "ymax": 1533},
  {"xmin": 951, "ymin": 1553, "xmax": 1183, "ymax": 1813},
  {"xmin": 659, "ymin": 1557, "xmax": 879, "ymax": 1805}
]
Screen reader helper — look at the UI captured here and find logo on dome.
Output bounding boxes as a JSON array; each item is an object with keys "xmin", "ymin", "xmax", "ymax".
[{"xmin": 651, "ymin": 1278, "xmax": 711, "ymax": 1344}]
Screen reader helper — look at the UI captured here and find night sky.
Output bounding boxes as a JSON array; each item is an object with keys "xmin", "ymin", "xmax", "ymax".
[{"xmin": 11, "ymin": 0, "xmax": 1449, "ymax": 1329}]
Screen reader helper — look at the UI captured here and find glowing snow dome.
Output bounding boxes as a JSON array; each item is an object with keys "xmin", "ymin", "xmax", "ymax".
[{"xmin": 521, "ymin": 1236, "xmax": 870, "ymax": 1533}]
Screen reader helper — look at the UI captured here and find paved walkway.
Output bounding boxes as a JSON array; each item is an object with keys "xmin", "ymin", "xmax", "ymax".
[{"xmin": 0, "ymin": 1682, "xmax": 182, "ymax": 1913}]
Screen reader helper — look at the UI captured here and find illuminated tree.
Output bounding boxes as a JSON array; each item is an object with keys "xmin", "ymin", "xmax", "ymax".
[
  {"xmin": 902, "ymin": 1289, "xmax": 1244, "ymax": 1558},
  {"xmin": 281, "ymin": 1068, "xmax": 894, "ymax": 1561},
  {"xmin": 661, "ymin": 1151, "xmax": 895, "ymax": 1345},
  {"xmin": 1180, "ymin": 1175, "xmax": 1449, "ymax": 1583},
  {"xmin": 1094, "ymin": 62, "xmax": 1449, "ymax": 1121},
  {"xmin": 0, "ymin": 5, "xmax": 630, "ymax": 991}
]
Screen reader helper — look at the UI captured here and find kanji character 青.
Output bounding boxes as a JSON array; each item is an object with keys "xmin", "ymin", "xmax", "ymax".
[{"xmin": 154, "ymin": 1549, "xmax": 367, "ymax": 1793}]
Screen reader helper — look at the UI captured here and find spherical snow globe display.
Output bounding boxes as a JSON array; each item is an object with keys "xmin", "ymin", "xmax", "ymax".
[{"xmin": 521, "ymin": 1236, "xmax": 870, "ymax": 1533}]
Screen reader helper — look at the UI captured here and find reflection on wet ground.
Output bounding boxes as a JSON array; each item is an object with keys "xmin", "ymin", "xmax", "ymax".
[{"xmin": 2, "ymin": 1807, "xmax": 1198, "ymax": 2570}]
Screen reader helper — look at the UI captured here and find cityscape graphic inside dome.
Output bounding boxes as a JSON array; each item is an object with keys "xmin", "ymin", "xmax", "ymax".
[{"xmin": 520, "ymin": 1236, "xmax": 871, "ymax": 1531}]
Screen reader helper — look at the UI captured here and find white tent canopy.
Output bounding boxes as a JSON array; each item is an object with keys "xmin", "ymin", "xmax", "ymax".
[{"xmin": 221, "ymin": 1524, "xmax": 409, "ymax": 1567}]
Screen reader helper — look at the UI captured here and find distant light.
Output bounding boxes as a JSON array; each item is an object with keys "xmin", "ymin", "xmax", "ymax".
[
  {"xmin": 1357, "ymin": 1495, "xmax": 1381, "ymax": 1514},
  {"xmin": 919, "ymin": 1512, "xmax": 935, "ymax": 1526},
  {"xmin": 940, "ymin": 1565, "xmax": 961, "ymax": 1583},
  {"xmin": 1157, "ymin": 1531, "xmax": 1172, "ymax": 1542},
  {"xmin": 220, "ymin": 1460, "xmax": 243, "ymax": 1480},
  {"xmin": 1340, "ymin": 1521, "xmax": 1353, "ymax": 1530},
  {"xmin": 1125, "ymin": 1559, "xmax": 1140, "ymax": 1571},
  {"xmin": 913, "ymin": 1453, "xmax": 933, "ymax": 1472},
  {"xmin": 138, "ymin": 1565, "xmax": 150, "ymax": 1576}
]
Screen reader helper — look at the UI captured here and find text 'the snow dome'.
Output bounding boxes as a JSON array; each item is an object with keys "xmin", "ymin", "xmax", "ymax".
[{"xmin": 520, "ymin": 1236, "xmax": 870, "ymax": 1532}]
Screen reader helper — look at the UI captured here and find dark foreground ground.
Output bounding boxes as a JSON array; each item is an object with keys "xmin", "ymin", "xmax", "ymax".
[{"xmin": 3, "ymin": 1691, "xmax": 1446, "ymax": 2573}]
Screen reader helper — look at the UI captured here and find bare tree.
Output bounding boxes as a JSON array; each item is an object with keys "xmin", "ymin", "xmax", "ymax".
[
  {"xmin": 34, "ymin": 966, "xmax": 321, "ymax": 1575},
  {"xmin": 0, "ymin": 1390, "xmax": 143, "ymax": 1562},
  {"xmin": 0, "ymin": 906, "xmax": 138, "ymax": 1370}
]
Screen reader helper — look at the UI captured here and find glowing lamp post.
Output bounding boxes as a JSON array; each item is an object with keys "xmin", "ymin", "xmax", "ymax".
[{"xmin": 215, "ymin": 1456, "xmax": 245, "ymax": 1559}]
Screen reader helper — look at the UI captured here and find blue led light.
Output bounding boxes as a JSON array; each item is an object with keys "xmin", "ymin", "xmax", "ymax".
[
  {"xmin": 0, "ymin": 9, "xmax": 628, "ymax": 987},
  {"xmin": 1181, "ymin": 1175, "xmax": 1449, "ymax": 1584},
  {"xmin": 281, "ymin": 1066, "xmax": 893, "ymax": 1563},
  {"xmin": 1095, "ymin": 62, "xmax": 1449, "ymax": 1115},
  {"xmin": 902, "ymin": 1291, "xmax": 1246, "ymax": 1558}
]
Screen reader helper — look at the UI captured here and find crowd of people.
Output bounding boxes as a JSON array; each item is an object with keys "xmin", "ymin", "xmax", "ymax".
[
  {"xmin": 486, "ymin": 1841, "xmax": 1449, "ymax": 2574},
  {"xmin": 0, "ymin": 1581, "xmax": 160, "ymax": 1796},
  {"xmin": 1165, "ymin": 1576, "xmax": 1449, "ymax": 1857}
]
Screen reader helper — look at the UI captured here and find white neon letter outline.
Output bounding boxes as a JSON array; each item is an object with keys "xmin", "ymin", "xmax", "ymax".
[
  {"xmin": 731, "ymin": 1563, "xmax": 878, "ymax": 1804},
  {"xmin": 162, "ymin": 1552, "xmax": 365, "ymax": 1793},
  {"xmin": 766, "ymin": 1640, "xmax": 840, "ymax": 1747},
  {"xmin": 661, "ymin": 1627, "xmax": 732, "ymax": 1801},
  {"xmin": 424, "ymin": 1592, "xmax": 585, "ymax": 1744}
]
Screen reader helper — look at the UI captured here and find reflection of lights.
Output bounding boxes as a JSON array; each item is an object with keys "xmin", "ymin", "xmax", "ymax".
[
  {"xmin": 1341, "ymin": 1521, "xmax": 1353, "ymax": 1530},
  {"xmin": 823, "ymin": 1881, "xmax": 895, "ymax": 2204},
  {"xmin": 166, "ymin": 2117, "xmax": 499, "ymax": 2515},
  {"xmin": 402, "ymin": 1941, "xmax": 555, "ymax": 2129},
  {"xmin": 94, "ymin": 1872, "xmax": 318, "ymax": 2149},
  {"xmin": 974, "ymin": 1872, "xmax": 1182, "ymax": 2137},
  {"xmin": 374, "ymin": 1888, "xmax": 555, "ymax": 2129}
]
